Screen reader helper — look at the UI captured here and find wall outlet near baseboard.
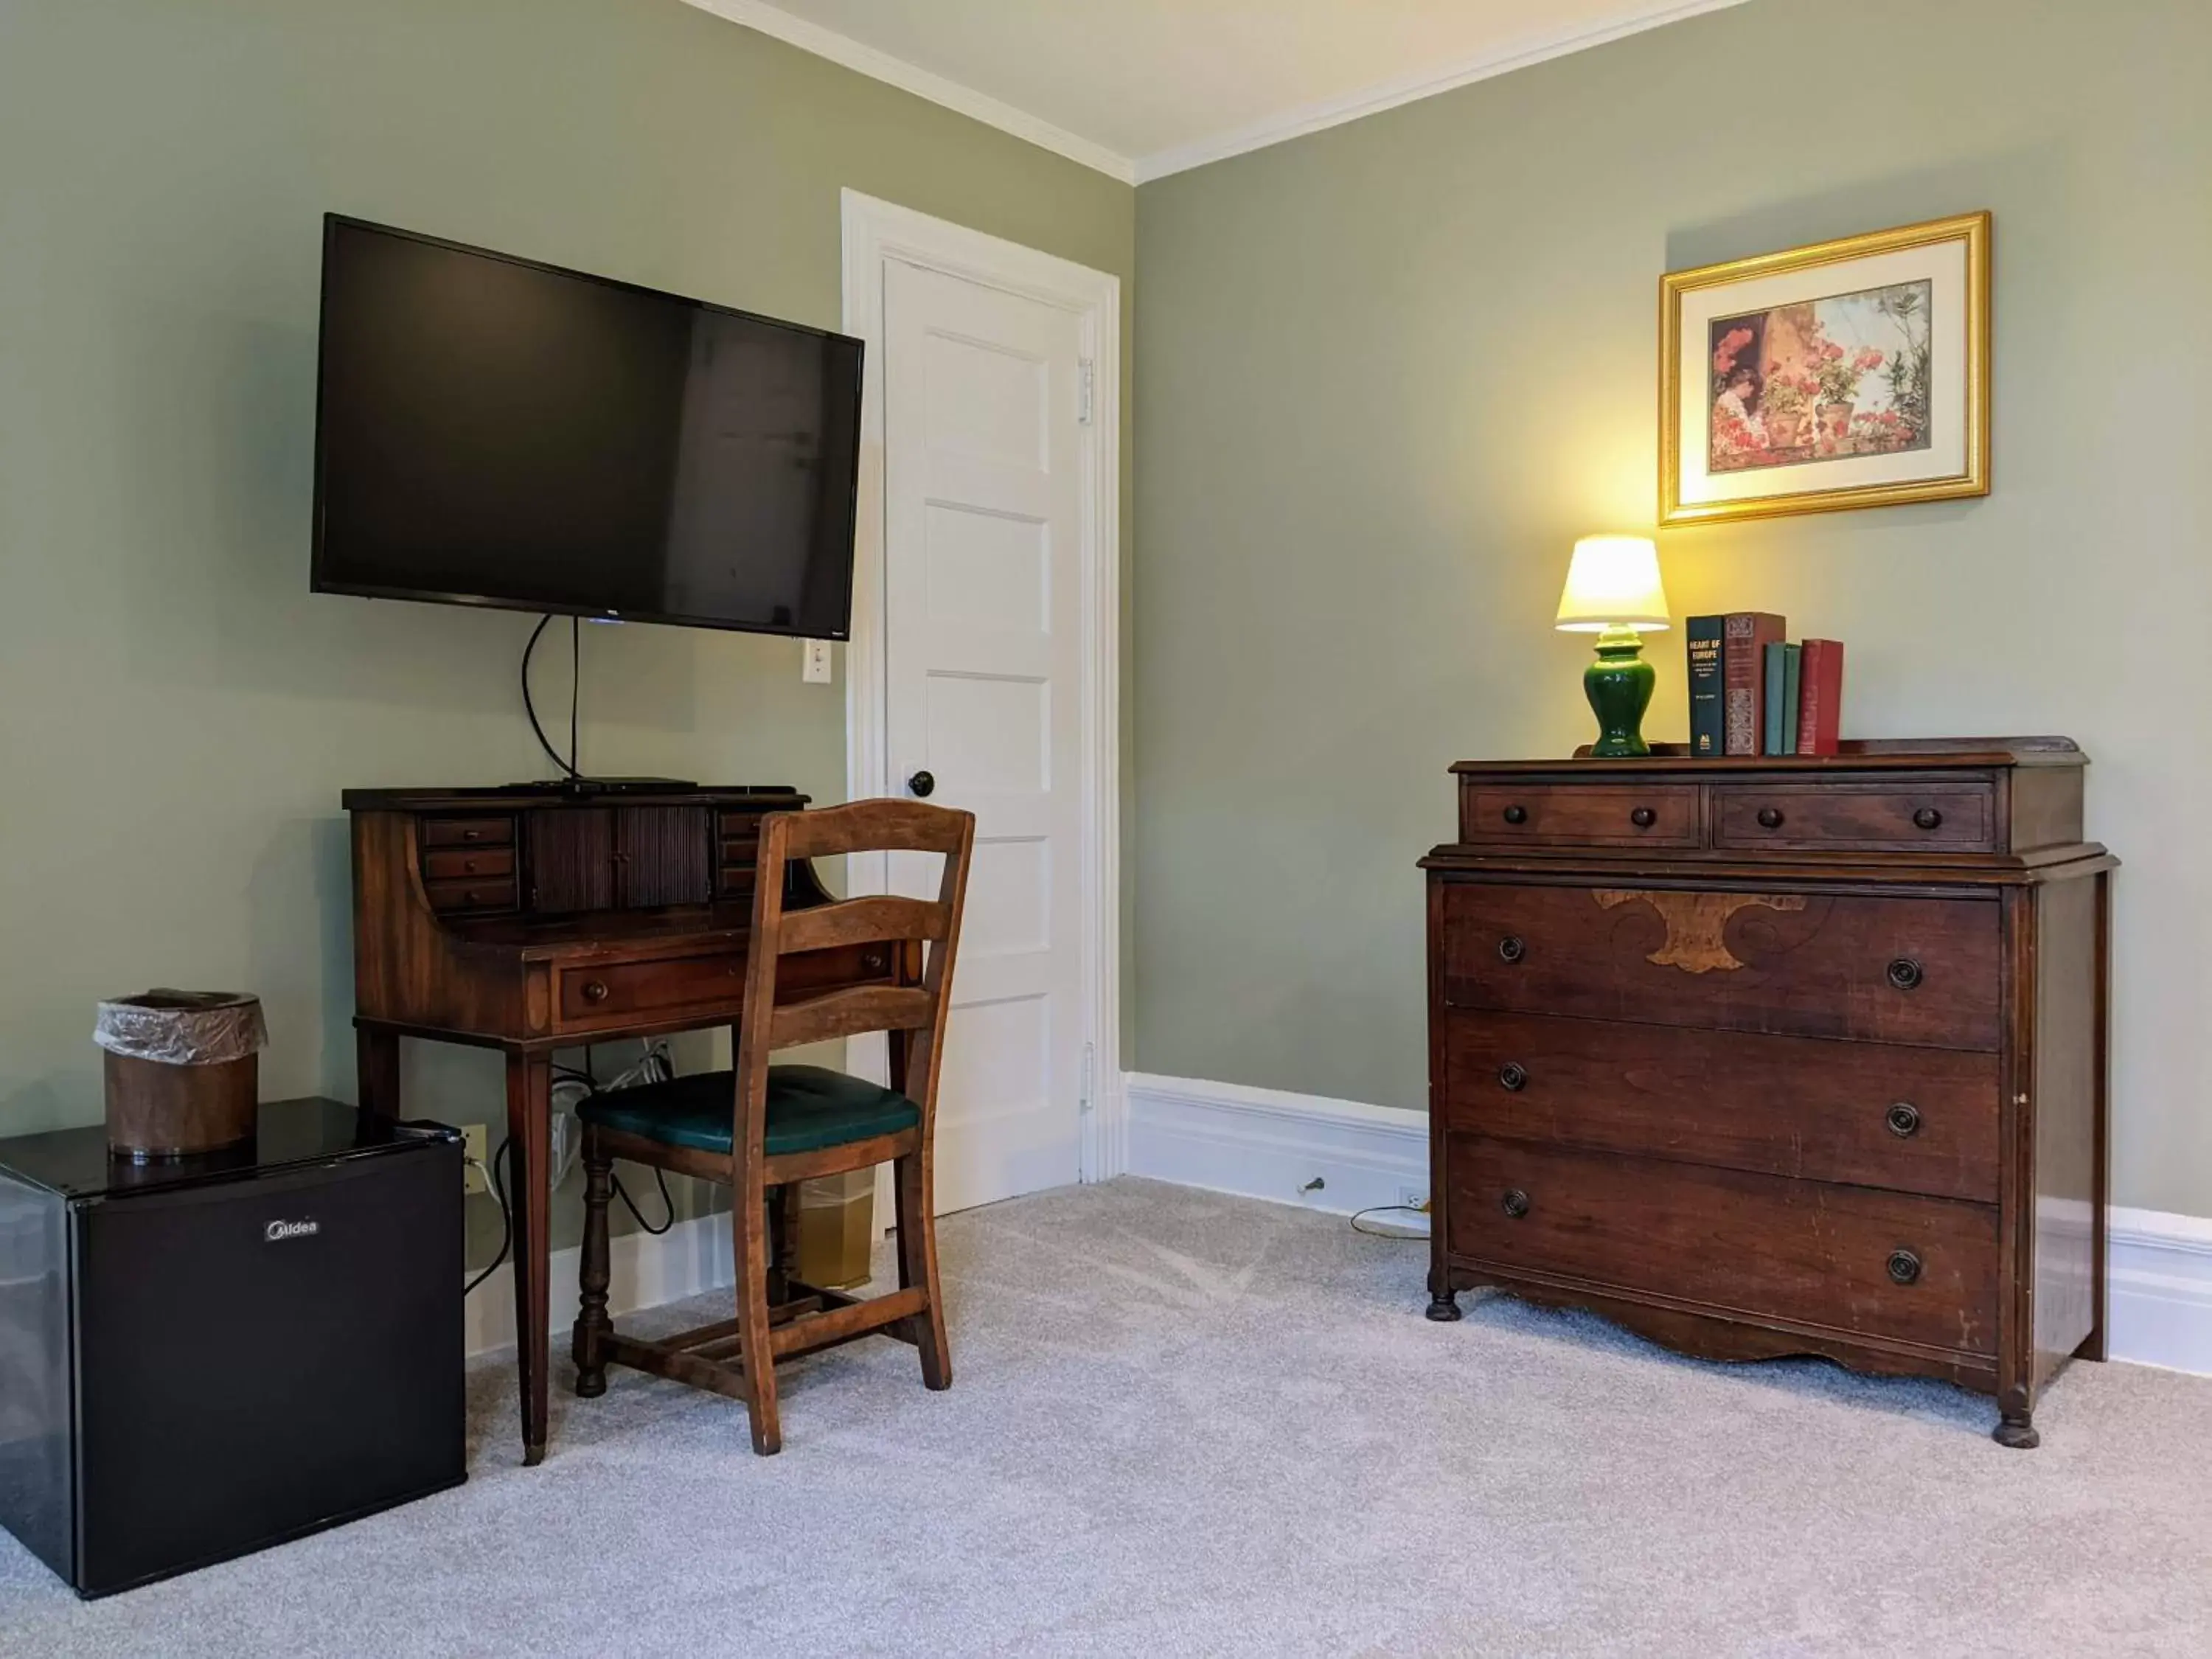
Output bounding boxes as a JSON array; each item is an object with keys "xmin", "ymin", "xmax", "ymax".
[
  {"xmin": 1397, "ymin": 1185, "xmax": 1430, "ymax": 1214},
  {"xmin": 462, "ymin": 1124, "xmax": 489, "ymax": 1195}
]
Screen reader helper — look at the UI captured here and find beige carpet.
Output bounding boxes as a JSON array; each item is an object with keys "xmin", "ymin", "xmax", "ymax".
[{"xmin": 4, "ymin": 1176, "xmax": 2210, "ymax": 1656}]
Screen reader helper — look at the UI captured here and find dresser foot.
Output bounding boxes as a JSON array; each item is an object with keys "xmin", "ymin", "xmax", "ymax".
[
  {"xmin": 1992, "ymin": 1413, "xmax": 2039, "ymax": 1450},
  {"xmin": 1425, "ymin": 1290, "xmax": 1462, "ymax": 1323}
]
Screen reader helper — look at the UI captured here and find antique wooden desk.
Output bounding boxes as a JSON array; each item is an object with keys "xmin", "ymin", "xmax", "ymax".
[
  {"xmin": 346, "ymin": 785, "xmax": 890, "ymax": 1464},
  {"xmin": 1422, "ymin": 738, "xmax": 2112, "ymax": 1447}
]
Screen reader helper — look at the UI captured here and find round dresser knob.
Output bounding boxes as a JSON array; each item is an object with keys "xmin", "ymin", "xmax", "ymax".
[
  {"xmin": 1630, "ymin": 807, "xmax": 1658, "ymax": 828},
  {"xmin": 1886, "ymin": 1248, "xmax": 1922, "ymax": 1286},
  {"xmin": 1885, "ymin": 1102, "xmax": 1922, "ymax": 1138},
  {"xmin": 861, "ymin": 950, "xmax": 888, "ymax": 974},
  {"xmin": 462, "ymin": 829, "xmax": 482, "ymax": 842},
  {"xmin": 1913, "ymin": 807, "xmax": 1944, "ymax": 830},
  {"xmin": 580, "ymin": 978, "xmax": 611, "ymax": 1004},
  {"xmin": 1887, "ymin": 958, "xmax": 1924, "ymax": 991},
  {"xmin": 1497, "ymin": 1062, "xmax": 1528, "ymax": 1092},
  {"xmin": 1502, "ymin": 804, "xmax": 1528, "ymax": 826},
  {"xmin": 1496, "ymin": 935, "xmax": 1526, "ymax": 964},
  {"xmin": 1756, "ymin": 806, "xmax": 1785, "ymax": 830},
  {"xmin": 1500, "ymin": 1189, "xmax": 1531, "ymax": 1220}
]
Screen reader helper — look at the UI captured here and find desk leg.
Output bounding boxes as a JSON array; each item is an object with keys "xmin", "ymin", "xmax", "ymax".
[
  {"xmin": 504, "ymin": 1050, "xmax": 553, "ymax": 1466},
  {"xmin": 358, "ymin": 1028, "xmax": 400, "ymax": 1119}
]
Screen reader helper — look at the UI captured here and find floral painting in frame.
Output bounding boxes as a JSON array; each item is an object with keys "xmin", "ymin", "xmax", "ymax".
[{"xmin": 1660, "ymin": 212, "xmax": 1989, "ymax": 524}]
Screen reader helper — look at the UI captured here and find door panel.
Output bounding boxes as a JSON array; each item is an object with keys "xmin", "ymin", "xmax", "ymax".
[{"xmin": 883, "ymin": 257, "xmax": 1086, "ymax": 1214}]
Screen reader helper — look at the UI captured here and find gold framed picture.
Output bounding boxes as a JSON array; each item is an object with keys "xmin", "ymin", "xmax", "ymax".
[{"xmin": 1660, "ymin": 212, "xmax": 1989, "ymax": 525}]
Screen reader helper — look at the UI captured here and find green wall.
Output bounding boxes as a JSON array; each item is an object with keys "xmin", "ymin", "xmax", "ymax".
[
  {"xmin": 0, "ymin": 0, "xmax": 1133, "ymax": 1260},
  {"xmin": 1133, "ymin": 0, "xmax": 2212, "ymax": 1215}
]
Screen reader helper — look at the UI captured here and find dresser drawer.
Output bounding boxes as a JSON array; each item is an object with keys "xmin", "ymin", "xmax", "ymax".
[
  {"xmin": 423, "ymin": 877, "xmax": 517, "ymax": 914},
  {"xmin": 1441, "ymin": 1012, "xmax": 2000, "ymax": 1201},
  {"xmin": 1459, "ymin": 782, "xmax": 1699, "ymax": 849},
  {"xmin": 1439, "ymin": 881, "xmax": 2000, "ymax": 1049},
  {"xmin": 1711, "ymin": 782, "xmax": 1996, "ymax": 853},
  {"xmin": 421, "ymin": 846, "xmax": 515, "ymax": 883},
  {"xmin": 420, "ymin": 815, "xmax": 515, "ymax": 849},
  {"xmin": 557, "ymin": 952, "xmax": 748, "ymax": 1025},
  {"xmin": 1445, "ymin": 1134, "xmax": 1999, "ymax": 1357}
]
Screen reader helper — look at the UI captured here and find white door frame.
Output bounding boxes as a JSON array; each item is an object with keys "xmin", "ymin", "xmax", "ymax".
[{"xmin": 839, "ymin": 188, "xmax": 1126, "ymax": 1189}]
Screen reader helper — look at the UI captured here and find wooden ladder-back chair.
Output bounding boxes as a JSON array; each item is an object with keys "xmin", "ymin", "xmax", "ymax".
[{"xmin": 571, "ymin": 799, "xmax": 975, "ymax": 1455}]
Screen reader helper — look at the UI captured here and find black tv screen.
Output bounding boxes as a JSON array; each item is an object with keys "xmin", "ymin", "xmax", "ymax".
[{"xmin": 311, "ymin": 216, "xmax": 863, "ymax": 638}]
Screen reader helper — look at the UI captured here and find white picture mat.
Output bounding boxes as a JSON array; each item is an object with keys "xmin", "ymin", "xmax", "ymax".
[{"xmin": 1675, "ymin": 239, "xmax": 1969, "ymax": 507}]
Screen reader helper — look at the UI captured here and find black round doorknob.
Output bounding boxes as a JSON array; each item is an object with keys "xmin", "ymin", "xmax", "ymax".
[
  {"xmin": 1497, "ymin": 935, "xmax": 1526, "ymax": 964},
  {"xmin": 1885, "ymin": 1101, "xmax": 1922, "ymax": 1138},
  {"xmin": 1913, "ymin": 807, "xmax": 1944, "ymax": 830},
  {"xmin": 1498, "ymin": 1062, "xmax": 1528, "ymax": 1092},
  {"xmin": 1756, "ymin": 806, "xmax": 1785, "ymax": 830},
  {"xmin": 1887, "ymin": 958, "xmax": 1924, "ymax": 991},
  {"xmin": 1630, "ymin": 807, "xmax": 1658, "ymax": 828},
  {"xmin": 907, "ymin": 770, "xmax": 936, "ymax": 799},
  {"xmin": 1502, "ymin": 804, "xmax": 1528, "ymax": 825},
  {"xmin": 1500, "ymin": 1189, "xmax": 1531, "ymax": 1220},
  {"xmin": 1887, "ymin": 1249, "xmax": 1923, "ymax": 1286}
]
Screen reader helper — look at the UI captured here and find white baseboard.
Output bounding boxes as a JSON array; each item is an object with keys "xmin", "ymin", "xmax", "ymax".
[
  {"xmin": 464, "ymin": 1213, "xmax": 734, "ymax": 1360},
  {"xmin": 1124, "ymin": 1071, "xmax": 2212, "ymax": 1376}
]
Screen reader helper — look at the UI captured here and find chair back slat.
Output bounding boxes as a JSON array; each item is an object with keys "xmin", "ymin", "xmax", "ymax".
[
  {"xmin": 777, "ymin": 799, "xmax": 969, "ymax": 860},
  {"xmin": 767, "ymin": 985, "xmax": 939, "ymax": 1050},
  {"xmin": 776, "ymin": 894, "xmax": 950, "ymax": 957}
]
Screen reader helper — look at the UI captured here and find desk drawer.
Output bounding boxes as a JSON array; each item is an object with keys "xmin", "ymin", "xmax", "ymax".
[
  {"xmin": 1441, "ymin": 1012, "xmax": 2000, "ymax": 1201},
  {"xmin": 1458, "ymin": 782, "xmax": 1699, "ymax": 849},
  {"xmin": 422, "ymin": 846, "xmax": 515, "ymax": 883},
  {"xmin": 1439, "ymin": 881, "xmax": 2000, "ymax": 1049},
  {"xmin": 424, "ymin": 877, "xmax": 517, "ymax": 915},
  {"xmin": 1712, "ymin": 783, "xmax": 1996, "ymax": 853},
  {"xmin": 1445, "ymin": 1134, "xmax": 1999, "ymax": 1357},
  {"xmin": 557, "ymin": 953, "xmax": 747, "ymax": 1025},
  {"xmin": 420, "ymin": 815, "xmax": 515, "ymax": 849}
]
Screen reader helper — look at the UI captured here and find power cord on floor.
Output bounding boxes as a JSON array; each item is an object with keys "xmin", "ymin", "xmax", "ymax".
[
  {"xmin": 463, "ymin": 1136, "xmax": 514, "ymax": 1295},
  {"xmin": 1349, "ymin": 1203, "xmax": 1430, "ymax": 1240}
]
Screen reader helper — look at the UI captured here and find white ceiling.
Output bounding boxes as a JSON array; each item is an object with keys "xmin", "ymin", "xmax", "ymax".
[{"xmin": 685, "ymin": 0, "xmax": 1749, "ymax": 183}]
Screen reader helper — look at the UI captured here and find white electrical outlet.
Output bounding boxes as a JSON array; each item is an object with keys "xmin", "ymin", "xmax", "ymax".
[
  {"xmin": 1397, "ymin": 1184, "xmax": 1429, "ymax": 1214},
  {"xmin": 801, "ymin": 639, "xmax": 833, "ymax": 683},
  {"xmin": 462, "ymin": 1124, "xmax": 489, "ymax": 1195}
]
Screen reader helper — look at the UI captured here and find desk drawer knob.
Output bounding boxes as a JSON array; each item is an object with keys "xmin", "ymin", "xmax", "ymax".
[
  {"xmin": 580, "ymin": 978, "xmax": 611, "ymax": 1005},
  {"xmin": 1630, "ymin": 807, "xmax": 1658, "ymax": 828},
  {"xmin": 1887, "ymin": 1248, "xmax": 1922, "ymax": 1286},
  {"xmin": 1756, "ymin": 806, "xmax": 1785, "ymax": 830},
  {"xmin": 1500, "ymin": 1189, "xmax": 1531, "ymax": 1220},
  {"xmin": 1886, "ymin": 958, "xmax": 1924, "ymax": 991},
  {"xmin": 1501, "ymin": 804, "xmax": 1528, "ymax": 826},
  {"xmin": 1913, "ymin": 807, "xmax": 1944, "ymax": 830},
  {"xmin": 1885, "ymin": 1102, "xmax": 1922, "ymax": 1138},
  {"xmin": 462, "ymin": 828, "xmax": 483, "ymax": 842},
  {"xmin": 1497, "ymin": 1062, "xmax": 1528, "ymax": 1092},
  {"xmin": 1497, "ymin": 936, "xmax": 1526, "ymax": 964}
]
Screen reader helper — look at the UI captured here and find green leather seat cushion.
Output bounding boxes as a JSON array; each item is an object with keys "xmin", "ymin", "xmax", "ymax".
[{"xmin": 577, "ymin": 1065, "xmax": 919, "ymax": 1158}]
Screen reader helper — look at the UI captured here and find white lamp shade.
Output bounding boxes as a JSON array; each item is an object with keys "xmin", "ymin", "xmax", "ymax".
[{"xmin": 1555, "ymin": 535, "xmax": 1670, "ymax": 633}]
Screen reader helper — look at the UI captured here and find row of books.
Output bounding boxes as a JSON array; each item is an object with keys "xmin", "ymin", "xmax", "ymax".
[{"xmin": 1685, "ymin": 613, "xmax": 1844, "ymax": 757}]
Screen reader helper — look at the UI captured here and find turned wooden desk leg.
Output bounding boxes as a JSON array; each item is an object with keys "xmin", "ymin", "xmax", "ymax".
[
  {"xmin": 357, "ymin": 1028, "xmax": 400, "ymax": 1120},
  {"xmin": 504, "ymin": 1049, "xmax": 554, "ymax": 1466}
]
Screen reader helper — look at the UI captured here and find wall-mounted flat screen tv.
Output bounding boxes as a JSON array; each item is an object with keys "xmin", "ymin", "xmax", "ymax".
[{"xmin": 312, "ymin": 216, "xmax": 863, "ymax": 638}]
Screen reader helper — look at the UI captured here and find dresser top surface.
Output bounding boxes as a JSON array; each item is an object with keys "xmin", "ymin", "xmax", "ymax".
[
  {"xmin": 341, "ymin": 784, "xmax": 809, "ymax": 812},
  {"xmin": 1450, "ymin": 737, "xmax": 2084, "ymax": 778}
]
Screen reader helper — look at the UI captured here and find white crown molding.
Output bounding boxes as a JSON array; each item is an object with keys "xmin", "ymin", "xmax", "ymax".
[
  {"xmin": 1133, "ymin": 0, "xmax": 1752, "ymax": 181},
  {"xmin": 681, "ymin": 0, "xmax": 1138, "ymax": 184}
]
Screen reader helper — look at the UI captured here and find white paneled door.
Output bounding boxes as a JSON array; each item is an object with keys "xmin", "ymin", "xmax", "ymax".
[{"xmin": 880, "ymin": 257, "xmax": 1090, "ymax": 1215}]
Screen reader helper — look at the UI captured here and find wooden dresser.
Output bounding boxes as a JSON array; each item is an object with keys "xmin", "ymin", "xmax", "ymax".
[{"xmin": 1419, "ymin": 740, "xmax": 2112, "ymax": 1447}]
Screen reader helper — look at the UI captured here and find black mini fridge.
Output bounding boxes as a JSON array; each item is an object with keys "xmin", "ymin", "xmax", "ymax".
[{"xmin": 0, "ymin": 1097, "xmax": 465, "ymax": 1596}]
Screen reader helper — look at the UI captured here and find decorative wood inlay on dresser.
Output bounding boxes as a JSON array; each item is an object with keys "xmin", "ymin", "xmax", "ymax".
[{"xmin": 1420, "ymin": 738, "xmax": 2113, "ymax": 1447}]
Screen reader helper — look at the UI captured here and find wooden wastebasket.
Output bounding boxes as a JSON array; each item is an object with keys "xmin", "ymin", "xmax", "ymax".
[{"xmin": 94, "ymin": 990, "xmax": 268, "ymax": 1161}]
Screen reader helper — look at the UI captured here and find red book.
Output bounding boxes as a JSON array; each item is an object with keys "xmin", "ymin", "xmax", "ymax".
[
  {"xmin": 1722, "ymin": 613, "xmax": 1786, "ymax": 756},
  {"xmin": 1795, "ymin": 639, "xmax": 1845, "ymax": 756}
]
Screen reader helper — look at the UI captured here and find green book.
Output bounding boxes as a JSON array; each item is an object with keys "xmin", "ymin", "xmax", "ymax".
[
  {"xmin": 1762, "ymin": 642, "xmax": 1789, "ymax": 755},
  {"xmin": 1781, "ymin": 643, "xmax": 1802, "ymax": 755}
]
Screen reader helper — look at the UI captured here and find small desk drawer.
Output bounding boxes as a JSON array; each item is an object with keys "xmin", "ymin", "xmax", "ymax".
[
  {"xmin": 424, "ymin": 877, "xmax": 517, "ymax": 914},
  {"xmin": 1445, "ymin": 1134, "xmax": 1999, "ymax": 1357},
  {"xmin": 1441, "ymin": 1011, "xmax": 2000, "ymax": 1201},
  {"xmin": 1439, "ymin": 881, "xmax": 2001, "ymax": 1049},
  {"xmin": 1711, "ymin": 783, "xmax": 1996, "ymax": 853},
  {"xmin": 420, "ymin": 815, "xmax": 515, "ymax": 849},
  {"xmin": 422, "ymin": 846, "xmax": 515, "ymax": 883},
  {"xmin": 557, "ymin": 952, "xmax": 747, "ymax": 1024},
  {"xmin": 1459, "ymin": 783, "xmax": 1699, "ymax": 849}
]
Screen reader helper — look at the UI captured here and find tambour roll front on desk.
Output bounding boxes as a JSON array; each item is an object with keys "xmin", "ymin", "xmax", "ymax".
[
  {"xmin": 347, "ymin": 785, "xmax": 905, "ymax": 1464},
  {"xmin": 1419, "ymin": 739, "xmax": 2112, "ymax": 1447}
]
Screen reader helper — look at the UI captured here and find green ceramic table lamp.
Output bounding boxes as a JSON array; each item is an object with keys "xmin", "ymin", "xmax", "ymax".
[{"xmin": 1555, "ymin": 535, "xmax": 1670, "ymax": 757}]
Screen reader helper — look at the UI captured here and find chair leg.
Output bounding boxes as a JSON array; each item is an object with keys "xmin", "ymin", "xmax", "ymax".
[
  {"xmin": 733, "ymin": 1186, "xmax": 782, "ymax": 1455},
  {"xmin": 894, "ymin": 1150, "xmax": 952, "ymax": 1391},
  {"xmin": 572, "ymin": 1137, "xmax": 614, "ymax": 1398}
]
